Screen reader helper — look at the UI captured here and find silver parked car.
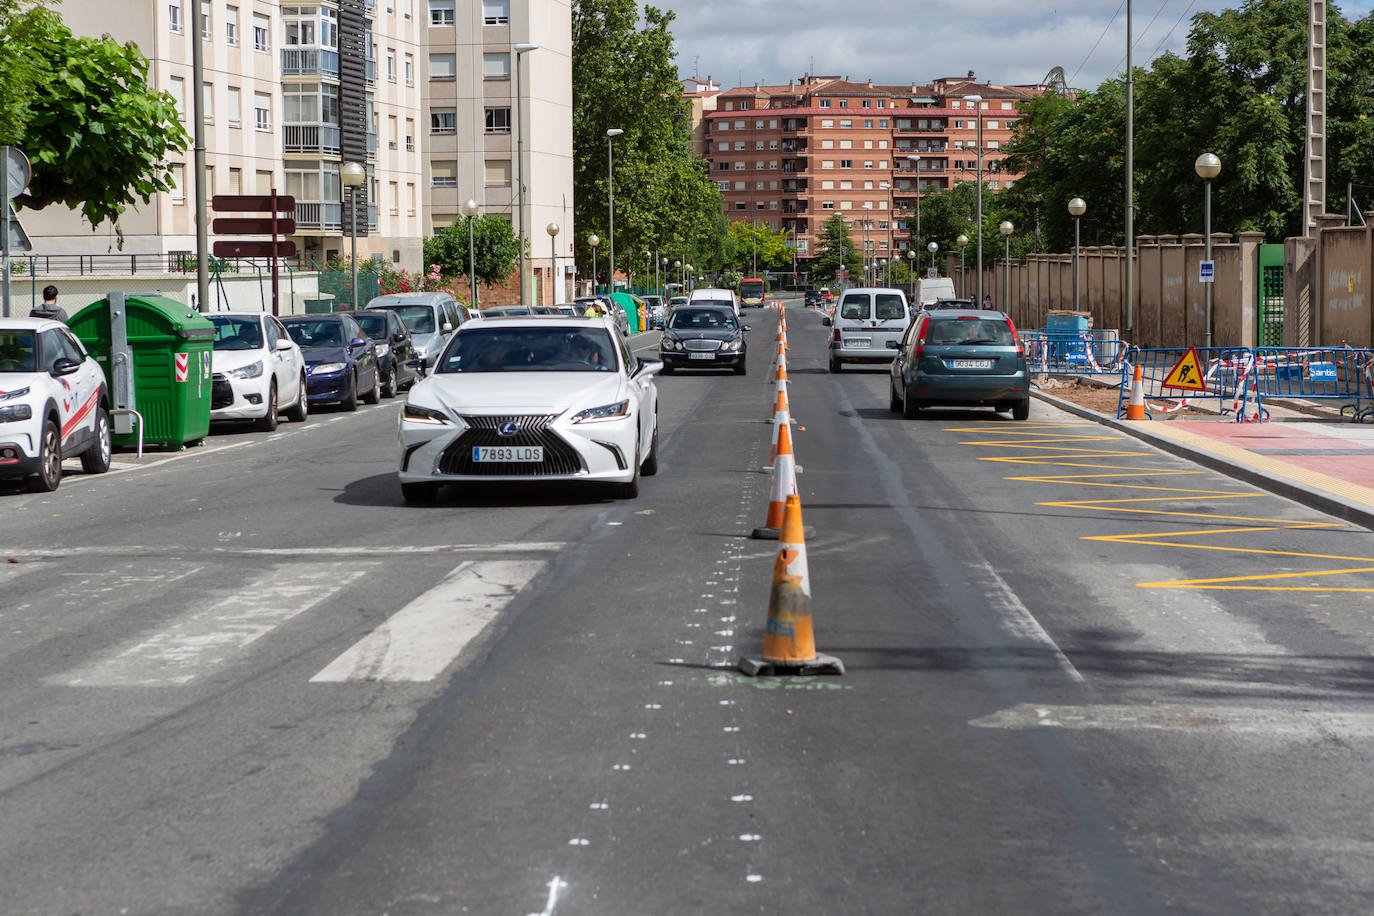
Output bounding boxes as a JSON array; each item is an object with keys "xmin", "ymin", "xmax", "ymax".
[{"xmin": 364, "ymin": 292, "xmax": 469, "ymax": 370}]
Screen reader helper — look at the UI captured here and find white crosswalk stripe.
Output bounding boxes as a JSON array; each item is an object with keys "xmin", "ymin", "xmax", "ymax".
[{"xmin": 311, "ymin": 559, "xmax": 545, "ymax": 683}]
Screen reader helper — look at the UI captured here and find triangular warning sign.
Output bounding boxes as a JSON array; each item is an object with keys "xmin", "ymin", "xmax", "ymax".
[{"xmin": 1162, "ymin": 347, "xmax": 1207, "ymax": 391}]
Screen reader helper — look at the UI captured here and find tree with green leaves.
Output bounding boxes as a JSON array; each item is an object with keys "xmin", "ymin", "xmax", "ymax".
[
  {"xmin": 3, "ymin": 2, "xmax": 187, "ymax": 234},
  {"xmin": 571, "ymin": 0, "xmax": 723, "ymax": 281},
  {"xmin": 725, "ymin": 220, "xmax": 794, "ymax": 272},
  {"xmin": 423, "ymin": 215, "xmax": 521, "ymax": 293},
  {"xmin": 812, "ymin": 215, "xmax": 864, "ymax": 282}
]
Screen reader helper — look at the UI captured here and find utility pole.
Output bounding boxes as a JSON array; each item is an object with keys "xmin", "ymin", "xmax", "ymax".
[{"xmin": 1304, "ymin": 0, "xmax": 1327, "ymax": 235}]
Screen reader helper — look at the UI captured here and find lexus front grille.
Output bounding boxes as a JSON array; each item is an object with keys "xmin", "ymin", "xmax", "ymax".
[{"xmin": 437, "ymin": 414, "xmax": 584, "ymax": 477}]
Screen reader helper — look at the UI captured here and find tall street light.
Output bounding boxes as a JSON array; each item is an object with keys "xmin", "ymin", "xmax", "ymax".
[
  {"xmin": 963, "ymin": 94, "xmax": 984, "ymax": 306},
  {"xmin": 1195, "ymin": 152, "xmax": 1221, "ymax": 348},
  {"xmin": 927, "ymin": 240, "xmax": 938, "ymax": 277},
  {"xmin": 606, "ymin": 128, "xmax": 624, "ymax": 294},
  {"xmin": 880, "ymin": 180, "xmax": 892, "ymax": 284},
  {"xmin": 512, "ymin": 42, "xmax": 539, "ymax": 305},
  {"xmin": 587, "ymin": 233, "xmax": 600, "ymax": 294},
  {"xmin": 674, "ymin": 258, "xmax": 681, "ymax": 289},
  {"xmin": 956, "ymin": 233, "xmax": 969, "ymax": 298},
  {"xmin": 1068, "ymin": 197, "xmax": 1086, "ymax": 312},
  {"xmin": 906, "ymin": 248, "xmax": 917, "ymax": 298},
  {"xmin": 546, "ymin": 222, "xmax": 560, "ymax": 305},
  {"xmin": 999, "ymin": 220, "xmax": 1014, "ymax": 311},
  {"xmin": 341, "ymin": 161, "xmax": 366, "ymax": 309},
  {"xmin": 461, "ymin": 198, "xmax": 480, "ymax": 310},
  {"xmin": 906, "ymin": 154, "xmax": 921, "ymax": 252}
]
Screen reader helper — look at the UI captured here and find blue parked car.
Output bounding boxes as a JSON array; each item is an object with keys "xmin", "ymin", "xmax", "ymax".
[{"xmin": 281, "ymin": 313, "xmax": 380, "ymax": 411}]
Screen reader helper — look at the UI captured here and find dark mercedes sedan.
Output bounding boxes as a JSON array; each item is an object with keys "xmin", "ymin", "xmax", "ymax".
[{"xmin": 658, "ymin": 305, "xmax": 747, "ymax": 375}]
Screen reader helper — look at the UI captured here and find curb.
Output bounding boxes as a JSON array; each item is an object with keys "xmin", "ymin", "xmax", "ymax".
[{"xmin": 1032, "ymin": 389, "xmax": 1374, "ymax": 532}]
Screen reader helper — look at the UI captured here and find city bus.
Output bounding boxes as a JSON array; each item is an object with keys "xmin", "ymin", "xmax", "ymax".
[{"xmin": 739, "ymin": 277, "xmax": 767, "ymax": 307}]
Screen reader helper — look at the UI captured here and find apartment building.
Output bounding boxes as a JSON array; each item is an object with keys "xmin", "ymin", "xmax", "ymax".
[
  {"xmin": 423, "ymin": 0, "xmax": 573, "ymax": 304},
  {"xmin": 701, "ymin": 73, "xmax": 1043, "ymax": 269},
  {"xmin": 681, "ymin": 76, "xmax": 722, "ymax": 159}
]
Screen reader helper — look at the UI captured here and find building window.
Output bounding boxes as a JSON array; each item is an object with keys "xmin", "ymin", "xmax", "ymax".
[
  {"xmin": 481, "ymin": 52, "xmax": 508, "ymax": 79},
  {"xmin": 754, "ymin": 141, "xmax": 763, "ymax": 150},
  {"xmin": 863, "ymin": 160, "xmax": 874, "ymax": 169},
  {"xmin": 386, "ymin": 49, "xmax": 396, "ymax": 82},
  {"xmin": 407, "ymin": 182, "xmax": 416, "ymax": 216},
  {"xmin": 768, "ymin": 140, "xmax": 777, "ymax": 149},
  {"xmin": 253, "ymin": 12, "xmax": 269, "ymax": 51},
  {"xmin": 820, "ymin": 179, "xmax": 833, "ymax": 189},
  {"xmin": 739, "ymin": 101, "xmax": 749, "ymax": 110},
  {"xmin": 820, "ymin": 119, "xmax": 833, "ymax": 128},
  {"xmin": 169, "ymin": 76, "xmax": 186, "ymax": 121},
  {"xmin": 405, "ymin": 118, "xmax": 414, "ymax": 151},
  {"xmin": 821, "ymin": 159, "xmax": 834, "ymax": 169},
  {"xmin": 228, "ymin": 167, "xmax": 242, "ymax": 194},
  {"xmin": 878, "ymin": 100, "xmax": 887, "ymax": 109},
  {"xmin": 432, "ymin": 160, "xmax": 458, "ymax": 187},
  {"xmin": 715, "ymin": 161, "xmax": 728, "ymax": 171},
  {"xmin": 864, "ymin": 119, "xmax": 873, "ymax": 129},
  {"xmin": 838, "ymin": 100, "xmax": 848, "ymax": 108},
  {"xmin": 988, "ymin": 120, "xmax": 999, "ymax": 129},
  {"xmin": 769, "ymin": 161, "xmax": 778, "ymax": 170},
  {"xmin": 484, "ymin": 106, "xmax": 510, "ymax": 133},
  {"xmin": 862, "ymin": 100, "xmax": 871, "ymax": 108},
  {"xmin": 717, "ymin": 122, "xmax": 728, "ymax": 131},
  {"xmin": 430, "ymin": 107, "xmax": 456, "ymax": 133},
  {"xmin": 170, "ymin": 163, "xmax": 186, "ymax": 202},
  {"xmin": 429, "ymin": 0, "xmax": 454, "ymax": 25},
  {"xmin": 716, "ymin": 141, "xmax": 728, "ymax": 152},
  {"xmin": 839, "ymin": 180, "xmax": 852, "ymax": 190},
  {"xmin": 404, "ymin": 53, "xmax": 414, "ymax": 85},
  {"xmin": 226, "ymin": 86, "xmax": 240, "ymax": 127},
  {"xmin": 819, "ymin": 99, "xmax": 830, "ymax": 108},
  {"xmin": 733, "ymin": 120, "xmax": 744, "ymax": 130},
  {"xmin": 821, "ymin": 200, "xmax": 834, "ymax": 209},
  {"xmin": 954, "ymin": 120, "xmax": 964, "ymax": 129},
  {"xmin": 202, "ymin": 81, "xmax": 214, "ymax": 123},
  {"xmin": 756, "ymin": 201, "xmax": 765, "ymax": 210},
  {"xmin": 388, "ymin": 181, "xmax": 399, "ymax": 215},
  {"xmin": 484, "ymin": 159, "xmax": 512, "ymax": 186},
  {"xmin": 755, "ymin": 119, "xmax": 764, "ymax": 129},
  {"xmin": 482, "ymin": 0, "xmax": 509, "ymax": 23},
  {"xmin": 254, "ymin": 91, "xmax": 271, "ymax": 130},
  {"xmin": 429, "ymin": 53, "xmax": 457, "ymax": 80},
  {"xmin": 839, "ymin": 139, "xmax": 852, "ymax": 150},
  {"xmin": 821, "ymin": 139, "xmax": 833, "ymax": 149},
  {"xmin": 387, "ymin": 114, "xmax": 397, "ymax": 149},
  {"xmin": 879, "ymin": 120, "xmax": 888, "ymax": 129},
  {"xmin": 733, "ymin": 181, "xmax": 744, "ymax": 190},
  {"xmin": 839, "ymin": 159, "xmax": 853, "ymax": 168},
  {"xmin": 169, "ymin": 0, "xmax": 182, "ymax": 32},
  {"xmin": 717, "ymin": 180, "xmax": 729, "ymax": 190},
  {"xmin": 734, "ymin": 162, "xmax": 744, "ymax": 170},
  {"xmin": 225, "ymin": 5, "xmax": 238, "ymax": 44},
  {"xmin": 769, "ymin": 119, "xmax": 778, "ymax": 128},
  {"xmin": 733, "ymin": 141, "xmax": 744, "ymax": 150},
  {"xmin": 840, "ymin": 200, "xmax": 852, "ymax": 209},
  {"xmin": 863, "ymin": 139, "xmax": 874, "ymax": 149},
  {"xmin": 839, "ymin": 119, "xmax": 852, "ymax": 129},
  {"xmin": 200, "ymin": 1, "xmax": 211, "ymax": 39}
]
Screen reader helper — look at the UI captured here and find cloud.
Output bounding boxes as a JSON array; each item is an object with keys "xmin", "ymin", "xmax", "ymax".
[{"xmin": 664, "ymin": 0, "xmax": 1374, "ymax": 92}]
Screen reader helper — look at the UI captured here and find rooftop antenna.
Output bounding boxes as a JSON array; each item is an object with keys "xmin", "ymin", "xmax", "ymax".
[{"xmin": 694, "ymin": 55, "xmax": 700, "ymax": 79}]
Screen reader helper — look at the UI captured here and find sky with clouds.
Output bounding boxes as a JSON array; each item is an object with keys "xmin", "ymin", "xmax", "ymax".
[{"xmin": 664, "ymin": 0, "xmax": 1374, "ymax": 93}]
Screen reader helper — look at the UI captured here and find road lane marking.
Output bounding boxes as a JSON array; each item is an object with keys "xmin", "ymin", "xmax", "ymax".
[
  {"xmin": 0, "ymin": 542, "xmax": 565, "ymax": 559},
  {"xmin": 973, "ymin": 561, "xmax": 1084, "ymax": 683},
  {"xmin": 972, "ymin": 703, "xmax": 1374, "ymax": 737},
  {"xmin": 310, "ymin": 559, "xmax": 544, "ymax": 682},
  {"xmin": 57, "ymin": 563, "xmax": 367, "ymax": 686}
]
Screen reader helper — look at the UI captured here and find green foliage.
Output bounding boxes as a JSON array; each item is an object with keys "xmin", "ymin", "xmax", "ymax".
[
  {"xmin": 811, "ymin": 215, "xmax": 864, "ymax": 281},
  {"xmin": 572, "ymin": 0, "xmax": 723, "ymax": 278},
  {"xmin": 723, "ymin": 220, "xmax": 795, "ymax": 271},
  {"xmin": 717, "ymin": 267, "xmax": 743, "ymax": 291},
  {"xmin": 7, "ymin": 5, "xmax": 188, "ymax": 231},
  {"xmin": 423, "ymin": 215, "xmax": 521, "ymax": 287},
  {"xmin": 0, "ymin": 0, "xmax": 49, "ymax": 146}
]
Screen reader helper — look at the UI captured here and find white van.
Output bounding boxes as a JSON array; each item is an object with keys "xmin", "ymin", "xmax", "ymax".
[
  {"xmin": 688, "ymin": 287, "xmax": 741, "ymax": 318},
  {"xmin": 915, "ymin": 277, "xmax": 957, "ymax": 306},
  {"xmin": 827, "ymin": 287, "xmax": 911, "ymax": 372}
]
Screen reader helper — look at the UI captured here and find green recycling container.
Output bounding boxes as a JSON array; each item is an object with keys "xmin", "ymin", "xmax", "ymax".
[{"xmin": 68, "ymin": 294, "xmax": 215, "ymax": 450}]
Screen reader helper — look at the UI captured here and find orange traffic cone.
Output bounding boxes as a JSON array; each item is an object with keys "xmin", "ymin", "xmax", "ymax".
[
  {"xmin": 773, "ymin": 358, "xmax": 789, "ymax": 394},
  {"xmin": 767, "ymin": 386, "xmax": 789, "ymax": 457},
  {"xmin": 740, "ymin": 494, "xmax": 844, "ymax": 676},
  {"xmin": 1125, "ymin": 364, "xmax": 1147, "ymax": 420},
  {"xmin": 753, "ymin": 421, "xmax": 813, "ymax": 539}
]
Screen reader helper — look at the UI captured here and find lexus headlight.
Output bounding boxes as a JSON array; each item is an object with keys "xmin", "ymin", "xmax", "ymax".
[
  {"xmin": 311, "ymin": 362, "xmax": 347, "ymax": 376},
  {"xmin": 403, "ymin": 403, "xmax": 450, "ymax": 425},
  {"xmin": 571, "ymin": 400, "xmax": 630, "ymax": 423},
  {"xmin": 0, "ymin": 386, "xmax": 30, "ymax": 402},
  {"xmin": 225, "ymin": 360, "xmax": 263, "ymax": 379}
]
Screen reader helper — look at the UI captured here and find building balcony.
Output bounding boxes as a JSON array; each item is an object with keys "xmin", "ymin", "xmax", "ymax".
[
  {"xmin": 894, "ymin": 123, "xmax": 948, "ymax": 135},
  {"xmin": 363, "ymin": 0, "xmax": 375, "ymax": 15},
  {"xmin": 780, "ymin": 120, "xmax": 807, "ymax": 134},
  {"xmin": 366, "ymin": 58, "xmax": 377, "ymax": 87},
  {"xmin": 283, "ymin": 123, "xmax": 341, "ymax": 155},
  {"xmin": 782, "ymin": 179, "xmax": 808, "ymax": 192},
  {"xmin": 294, "ymin": 201, "xmax": 343, "ymax": 231},
  {"xmin": 281, "ymin": 47, "xmax": 339, "ymax": 78},
  {"xmin": 367, "ymin": 131, "xmax": 377, "ymax": 159},
  {"xmin": 780, "ymin": 140, "xmax": 806, "ymax": 153}
]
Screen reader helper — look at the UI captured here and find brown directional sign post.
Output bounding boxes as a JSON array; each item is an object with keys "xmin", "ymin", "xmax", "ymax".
[{"xmin": 212, "ymin": 190, "xmax": 297, "ymax": 315}]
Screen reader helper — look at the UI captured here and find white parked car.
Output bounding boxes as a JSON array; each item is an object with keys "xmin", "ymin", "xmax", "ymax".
[
  {"xmin": 397, "ymin": 316, "xmax": 662, "ymax": 502},
  {"xmin": 0, "ymin": 318, "xmax": 111, "ymax": 492},
  {"xmin": 688, "ymin": 287, "xmax": 741, "ymax": 318},
  {"xmin": 208, "ymin": 312, "xmax": 309, "ymax": 430}
]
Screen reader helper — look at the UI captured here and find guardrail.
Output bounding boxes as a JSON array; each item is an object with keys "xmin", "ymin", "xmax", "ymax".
[
  {"xmin": 1023, "ymin": 329, "xmax": 1126, "ymax": 374},
  {"xmin": 1116, "ymin": 346, "xmax": 1265, "ymax": 422}
]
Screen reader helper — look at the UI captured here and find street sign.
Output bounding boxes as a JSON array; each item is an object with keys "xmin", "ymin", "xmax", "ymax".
[
  {"xmin": 4, "ymin": 203, "xmax": 32, "ymax": 252},
  {"xmin": 926, "ymin": 267, "xmax": 938, "ymax": 278},
  {"xmin": 212, "ymin": 240, "xmax": 297, "ymax": 258},
  {"xmin": 212, "ymin": 194, "xmax": 295, "ymax": 213},
  {"xmin": 212, "ymin": 217, "xmax": 297, "ymax": 235},
  {"xmin": 1199, "ymin": 259, "xmax": 1215, "ymax": 283},
  {"xmin": 1162, "ymin": 346, "xmax": 1207, "ymax": 391},
  {"xmin": 3, "ymin": 147, "xmax": 30, "ymax": 198}
]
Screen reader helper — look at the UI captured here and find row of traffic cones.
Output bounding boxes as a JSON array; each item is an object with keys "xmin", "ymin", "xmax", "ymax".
[{"xmin": 740, "ymin": 305, "xmax": 844, "ymax": 677}]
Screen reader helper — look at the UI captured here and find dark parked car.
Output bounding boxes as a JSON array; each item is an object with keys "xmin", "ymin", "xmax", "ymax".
[
  {"xmin": 888, "ymin": 309, "xmax": 1030, "ymax": 420},
  {"xmin": 805, "ymin": 290, "xmax": 822, "ymax": 308},
  {"xmin": 658, "ymin": 305, "xmax": 747, "ymax": 375},
  {"xmin": 354, "ymin": 308, "xmax": 418, "ymax": 398},
  {"xmin": 281, "ymin": 313, "xmax": 380, "ymax": 411}
]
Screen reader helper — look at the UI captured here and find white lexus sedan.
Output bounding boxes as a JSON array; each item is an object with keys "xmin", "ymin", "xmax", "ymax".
[{"xmin": 397, "ymin": 317, "xmax": 661, "ymax": 503}]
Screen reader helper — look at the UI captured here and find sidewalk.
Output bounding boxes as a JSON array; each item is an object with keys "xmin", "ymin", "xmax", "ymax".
[{"xmin": 1035, "ymin": 388, "xmax": 1374, "ymax": 531}]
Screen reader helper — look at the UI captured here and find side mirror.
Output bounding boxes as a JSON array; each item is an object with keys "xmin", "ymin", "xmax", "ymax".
[
  {"xmin": 349, "ymin": 336, "xmax": 367, "ymax": 349},
  {"xmin": 635, "ymin": 357, "xmax": 664, "ymax": 377},
  {"xmin": 276, "ymin": 338, "xmax": 293, "ymax": 351},
  {"xmin": 442, "ymin": 322, "xmax": 454, "ymax": 333},
  {"xmin": 51, "ymin": 357, "xmax": 81, "ymax": 377},
  {"xmin": 393, "ymin": 332, "xmax": 407, "ymax": 343}
]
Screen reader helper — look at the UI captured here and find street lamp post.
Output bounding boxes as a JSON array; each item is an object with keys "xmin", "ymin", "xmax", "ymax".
[
  {"xmin": 587, "ymin": 234, "xmax": 600, "ymax": 294},
  {"xmin": 906, "ymin": 154, "xmax": 921, "ymax": 251},
  {"xmin": 674, "ymin": 259, "xmax": 681, "ymax": 289},
  {"xmin": 460, "ymin": 198, "xmax": 480, "ymax": 310},
  {"xmin": 1195, "ymin": 152, "xmax": 1221, "ymax": 348},
  {"xmin": 999, "ymin": 220, "xmax": 1014, "ymax": 312},
  {"xmin": 685, "ymin": 263, "xmax": 693, "ymax": 292},
  {"xmin": 1068, "ymin": 197, "xmax": 1086, "ymax": 312},
  {"xmin": 906, "ymin": 248, "xmax": 917, "ymax": 298},
  {"xmin": 963, "ymin": 94, "xmax": 984, "ymax": 306},
  {"xmin": 546, "ymin": 222, "xmax": 560, "ymax": 305},
  {"xmin": 512, "ymin": 42, "xmax": 539, "ymax": 305},
  {"xmin": 927, "ymin": 240, "xmax": 938, "ymax": 277},
  {"xmin": 606, "ymin": 128, "xmax": 624, "ymax": 294},
  {"xmin": 956, "ymin": 233, "xmax": 969, "ymax": 298},
  {"xmin": 341, "ymin": 161, "xmax": 366, "ymax": 309}
]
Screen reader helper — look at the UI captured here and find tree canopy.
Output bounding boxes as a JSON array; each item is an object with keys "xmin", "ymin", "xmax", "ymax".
[
  {"xmin": 811, "ymin": 215, "xmax": 864, "ymax": 282},
  {"xmin": 2, "ymin": 1, "xmax": 188, "ymax": 231},
  {"xmin": 424, "ymin": 215, "xmax": 521, "ymax": 290}
]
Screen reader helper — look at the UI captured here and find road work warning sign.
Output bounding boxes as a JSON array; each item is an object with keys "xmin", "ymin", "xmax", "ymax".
[{"xmin": 1162, "ymin": 347, "xmax": 1207, "ymax": 391}]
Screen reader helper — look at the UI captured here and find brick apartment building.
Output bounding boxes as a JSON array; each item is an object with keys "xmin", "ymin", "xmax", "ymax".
[{"xmin": 698, "ymin": 72, "xmax": 1045, "ymax": 272}]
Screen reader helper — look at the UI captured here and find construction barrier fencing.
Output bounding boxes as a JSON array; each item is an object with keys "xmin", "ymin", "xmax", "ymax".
[
  {"xmin": 1252, "ymin": 347, "xmax": 1374, "ymax": 420},
  {"xmin": 1116, "ymin": 347, "xmax": 1266, "ymax": 422},
  {"xmin": 1023, "ymin": 329, "xmax": 1126, "ymax": 374}
]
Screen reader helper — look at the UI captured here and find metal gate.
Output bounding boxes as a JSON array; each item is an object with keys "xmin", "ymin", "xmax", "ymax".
[{"xmin": 1258, "ymin": 243, "xmax": 1284, "ymax": 346}]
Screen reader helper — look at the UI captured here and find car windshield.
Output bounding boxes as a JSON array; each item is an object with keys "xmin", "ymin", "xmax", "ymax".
[
  {"xmin": 355, "ymin": 313, "xmax": 389, "ymax": 338},
  {"xmin": 840, "ymin": 297, "xmax": 869, "ymax": 320},
  {"xmin": 382, "ymin": 304, "xmax": 435, "ymax": 334},
  {"xmin": 283, "ymin": 319, "xmax": 346, "ymax": 348},
  {"xmin": 208, "ymin": 316, "xmax": 264, "ymax": 351},
  {"xmin": 0, "ymin": 330, "xmax": 37, "ymax": 372},
  {"xmin": 669, "ymin": 309, "xmax": 737, "ymax": 331},
  {"xmin": 437, "ymin": 327, "xmax": 617, "ymax": 373},
  {"xmin": 875, "ymin": 295, "xmax": 906, "ymax": 320},
  {"xmin": 926, "ymin": 318, "xmax": 1013, "ymax": 346}
]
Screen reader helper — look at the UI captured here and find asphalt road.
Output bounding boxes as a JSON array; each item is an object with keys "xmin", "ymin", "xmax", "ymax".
[{"xmin": 4, "ymin": 300, "xmax": 1374, "ymax": 914}]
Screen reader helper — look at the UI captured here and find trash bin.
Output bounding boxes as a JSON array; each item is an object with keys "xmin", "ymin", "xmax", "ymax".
[
  {"xmin": 68, "ymin": 294, "xmax": 215, "ymax": 450},
  {"xmin": 1045, "ymin": 310, "xmax": 1091, "ymax": 331}
]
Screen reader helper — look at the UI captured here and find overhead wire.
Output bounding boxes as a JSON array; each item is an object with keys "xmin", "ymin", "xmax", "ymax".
[
  {"xmin": 1148, "ymin": 0, "xmax": 1200, "ymax": 63},
  {"xmin": 1068, "ymin": 0, "xmax": 1127, "ymax": 88},
  {"xmin": 1108, "ymin": 0, "xmax": 1172, "ymax": 75}
]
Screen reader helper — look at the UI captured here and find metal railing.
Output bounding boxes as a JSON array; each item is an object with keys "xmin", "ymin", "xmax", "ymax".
[
  {"xmin": 1117, "ymin": 347, "xmax": 1266, "ymax": 422},
  {"xmin": 1023, "ymin": 329, "xmax": 1127, "ymax": 375},
  {"xmin": 1253, "ymin": 346, "xmax": 1373, "ymax": 418},
  {"xmin": 294, "ymin": 200, "xmax": 343, "ymax": 231},
  {"xmin": 280, "ymin": 47, "xmax": 340, "ymax": 77},
  {"xmin": 282, "ymin": 123, "xmax": 341, "ymax": 155}
]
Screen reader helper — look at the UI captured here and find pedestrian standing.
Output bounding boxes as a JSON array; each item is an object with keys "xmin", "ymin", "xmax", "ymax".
[
  {"xmin": 982, "ymin": 294, "xmax": 993, "ymax": 310},
  {"xmin": 31, "ymin": 285, "xmax": 68, "ymax": 322}
]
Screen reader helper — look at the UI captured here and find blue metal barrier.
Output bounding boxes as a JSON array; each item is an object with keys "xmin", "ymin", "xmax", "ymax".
[
  {"xmin": 1116, "ymin": 347, "xmax": 1265, "ymax": 422},
  {"xmin": 1023, "ymin": 329, "xmax": 1127, "ymax": 374},
  {"xmin": 1252, "ymin": 347, "xmax": 1374, "ymax": 420}
]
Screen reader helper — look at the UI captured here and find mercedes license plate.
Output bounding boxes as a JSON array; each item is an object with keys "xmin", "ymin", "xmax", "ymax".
[
  {"xmin": 950, "ymin": 359, "xmax": 994, "ymax": 369},
  {"xmin": 844, "ymin": 338, "xmax": 871, "ymax": 348},
  {"xmin": 473, "ymin": 445, "xmax": 543, "ymax": 462},
  {"xmin": 688, "ymin": 352, "xmax": 715, "ymax": 360}
]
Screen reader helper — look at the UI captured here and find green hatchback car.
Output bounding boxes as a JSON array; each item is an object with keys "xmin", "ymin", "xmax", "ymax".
[{"xmin": 888, "ymin": 309, "xmax": 1030, "ymax": 420}]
